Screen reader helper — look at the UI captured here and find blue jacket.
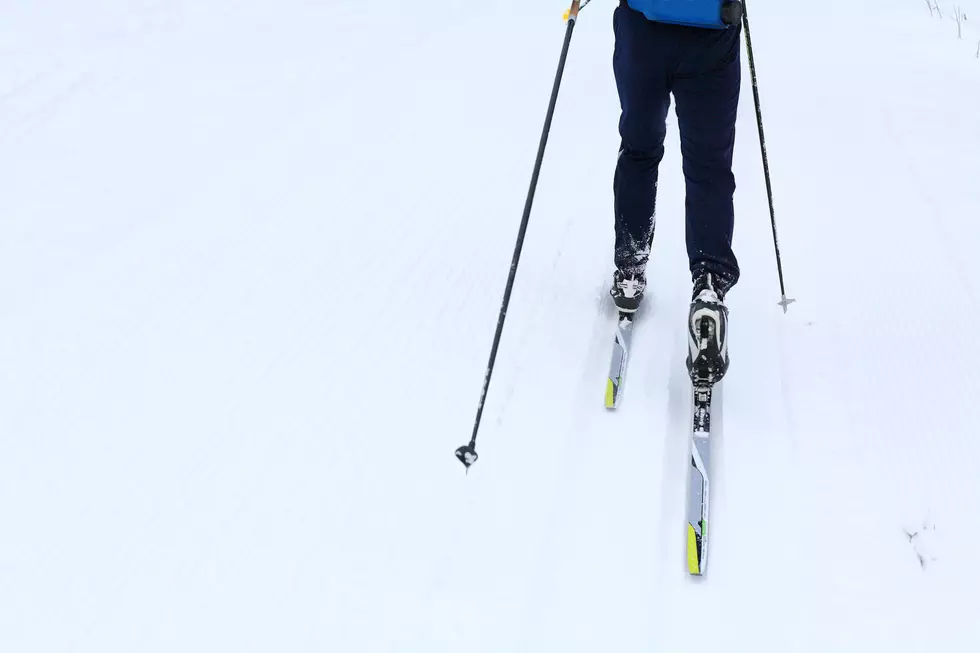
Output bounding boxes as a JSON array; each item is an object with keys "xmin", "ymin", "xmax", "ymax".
[{"xmin": 626, "ymin": 0, "xmax": 732, "ymax": 29}]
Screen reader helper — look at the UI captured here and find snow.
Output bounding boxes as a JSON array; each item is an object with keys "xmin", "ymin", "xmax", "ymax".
[{"xmin": 1, "ymin": 1, "xmax": 979, "ymax": 651}]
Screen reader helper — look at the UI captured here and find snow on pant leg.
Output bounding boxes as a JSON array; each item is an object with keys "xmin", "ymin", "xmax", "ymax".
[
  {"xmin": 672, "ymin": 25, "xmax": 742, "ymax": 291},
  {"xmin": 612, "ymin": 4, "xmax": 672, "ymax": 275}
]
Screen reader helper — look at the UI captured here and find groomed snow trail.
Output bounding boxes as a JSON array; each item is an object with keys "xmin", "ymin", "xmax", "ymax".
[{"xmin": 1, "ymin": 1, "xmax": 978, "ymax": 651}]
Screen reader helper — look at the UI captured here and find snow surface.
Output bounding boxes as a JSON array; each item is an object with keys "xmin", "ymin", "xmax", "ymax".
[{"xmin": 2, "ymin": 1, "xmax": 979, "ymax": 651}]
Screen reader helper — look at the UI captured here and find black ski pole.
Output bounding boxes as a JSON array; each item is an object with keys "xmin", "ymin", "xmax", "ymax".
[
  {"xmin": 455, "ymin": 0, "xmax": 587, "ymax": 470},
  {"xmin": 741, "ymin": 1, "xmax": 795, "ymax": 312}
]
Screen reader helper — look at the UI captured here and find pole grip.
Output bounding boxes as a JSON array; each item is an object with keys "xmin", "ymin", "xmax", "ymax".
[{"xmin": 568, "ymin": 0, "xmax": 581, "ymax": 21}]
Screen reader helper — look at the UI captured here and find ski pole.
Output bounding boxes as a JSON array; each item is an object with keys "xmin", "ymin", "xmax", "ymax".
[
  {"xmin": 741, "ymin": 1, "xmax": 795, "ymax": 312},
  {"xmin": 455, "ymin": 0, "xmax": 586, "ymax": 471}
]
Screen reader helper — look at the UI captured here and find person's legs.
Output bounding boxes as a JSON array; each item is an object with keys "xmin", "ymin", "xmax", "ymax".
[
  {"xmin": 610, "ymin": 3, "xmax": 673, "ymax": 311},
  {"xmin": 672, "ymin": 25, "xmax": 742, "ymax": 296}
]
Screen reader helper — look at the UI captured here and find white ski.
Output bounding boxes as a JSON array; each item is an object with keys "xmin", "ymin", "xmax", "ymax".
[
  {"xmin": 686, "ymin": 383, "xmax": 713, "ymax": 575},
  {"xmin": 605, "ymin": 313, "xmax": 634, "ymax": 409}
]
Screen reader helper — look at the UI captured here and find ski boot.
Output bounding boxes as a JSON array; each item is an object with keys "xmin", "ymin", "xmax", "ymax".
[
  {"xmin": 610, "ymin": 268, "xmax": 646, "ymax": 314},
  {"xmin": 686, "ymin": 273, "xmax": 729, "ymax": 386}
]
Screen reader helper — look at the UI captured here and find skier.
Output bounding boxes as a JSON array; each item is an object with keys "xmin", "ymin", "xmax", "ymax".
[{"xmin": 608, "ymin": 0, "xmax": 743, "ymax": 386}]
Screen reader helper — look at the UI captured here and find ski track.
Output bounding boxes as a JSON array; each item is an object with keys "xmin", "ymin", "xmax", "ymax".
[{"xmin": 2, "ymin": 1, "xmax": 979, "ymax": 651}]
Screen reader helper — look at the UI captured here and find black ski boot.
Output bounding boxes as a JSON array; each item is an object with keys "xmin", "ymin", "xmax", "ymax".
[
  {"xmin": 686, "ymin": 273, "xmax": 729, "ymax": 385},
  {"xmin": 610, "ymin": 268, "xmax": 646, "ymax": 314}
]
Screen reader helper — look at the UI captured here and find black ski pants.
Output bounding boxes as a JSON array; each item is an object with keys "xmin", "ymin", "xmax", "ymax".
[{"xmin": 612, "ymin": 1, "xmax": 742, "ymax": 292}]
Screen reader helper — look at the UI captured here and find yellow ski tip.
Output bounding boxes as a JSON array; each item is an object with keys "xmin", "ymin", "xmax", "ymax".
[
  {"xmin": 687, "ymin": 523, "xmax": 701, "ymax": 575},
  {"xmin": 605, "ymin": 378, "xmax": 615, "ymax": 408}
]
